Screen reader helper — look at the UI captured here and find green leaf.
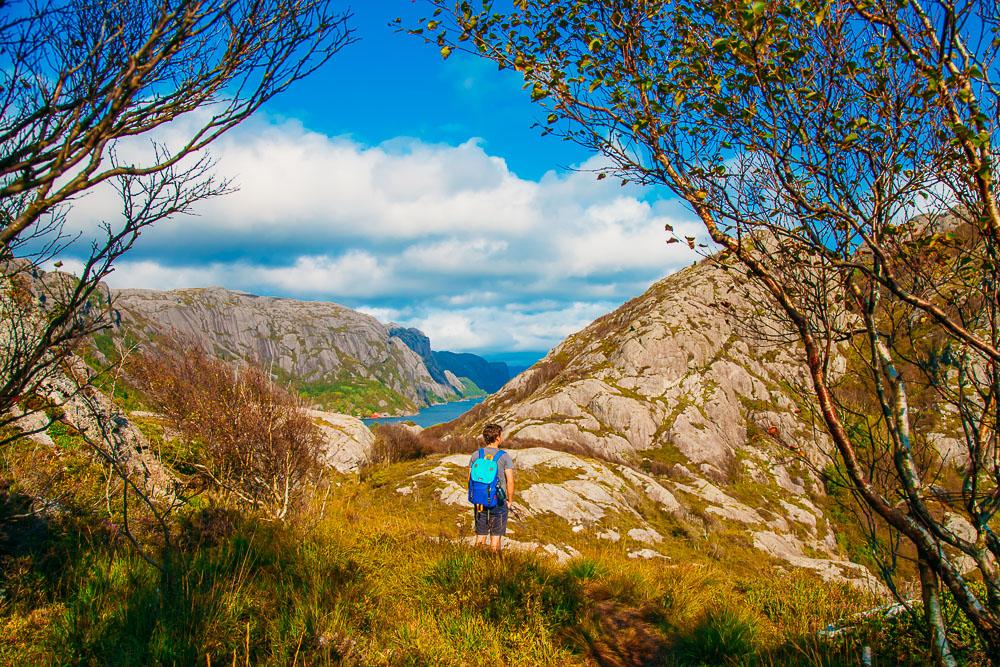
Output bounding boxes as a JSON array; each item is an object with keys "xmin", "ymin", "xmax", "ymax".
[{"xmin": 815, "ymin": 2, "xmax": 829, "ymax": 25}]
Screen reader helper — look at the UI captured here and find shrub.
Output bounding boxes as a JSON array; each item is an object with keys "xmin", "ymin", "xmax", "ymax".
[
  {"xmin": 672, "ymin": 608, "xmax": 758, "ymax": 666},
  {"xmin": 566, "ymin": 558, "xmax": 605, "ymax": 581},
  {"xmin": 370, "ymin": 424, "xmax": 476, "ymax": 464},
  {"xmin": 128, "ymin": 334, "xmax": 322, "ymax": 520}
]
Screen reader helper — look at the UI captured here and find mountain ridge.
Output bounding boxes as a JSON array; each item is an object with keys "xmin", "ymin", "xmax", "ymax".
[{"xmin": 109, "ymin": 286, "xmax": 492, "ymax": 416}]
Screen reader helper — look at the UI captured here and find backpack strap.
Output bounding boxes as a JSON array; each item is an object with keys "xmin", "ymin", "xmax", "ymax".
[{"xmin": 478, "ymin": 447, "xmax": 485, "ymax": 460}]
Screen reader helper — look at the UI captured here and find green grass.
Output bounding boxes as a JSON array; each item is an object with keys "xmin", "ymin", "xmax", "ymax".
[
  {"xmin": 455, "ymin": 377, "xmax": 486, "ymax": 399},
  {"xmin": 298, "ymin": 377, "xmax": 416, "ymax": 416}
]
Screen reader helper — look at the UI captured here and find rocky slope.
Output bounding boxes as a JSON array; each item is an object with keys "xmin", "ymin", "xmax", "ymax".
[
  {"xmin": 390, "ymin": 445, "xmax": 877, "ymax": 588},
  {"xmin": 110, "ymin": 287, "xmax": 474, "ymax": 415},
  {"xmin": 437, "ymin": 257, "xmax": 876, "ymax": 582},
  {"xmin": 449, "ymin": 257, "xmax": 823, "ymax": 473}
]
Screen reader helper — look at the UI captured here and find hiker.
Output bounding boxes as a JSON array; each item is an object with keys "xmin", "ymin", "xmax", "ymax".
[{"xmin": 468, "ymin": 423, "xmax": 515, "ymax": 552}]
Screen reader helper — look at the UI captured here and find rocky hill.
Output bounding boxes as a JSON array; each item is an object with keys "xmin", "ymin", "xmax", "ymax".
[
  {"xmin": 436, "ymin": 257, "xmax": 876, "ymax": 581},
  {"xmin": 109, "ymin": 287, "xmax": 479, "ymax": 416},
  {"xmin": 449, "ymin": 257, "xmax": 821, "ymax": 470}
]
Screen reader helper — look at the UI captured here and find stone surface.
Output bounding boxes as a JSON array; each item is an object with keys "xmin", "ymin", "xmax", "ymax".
[
  {"xmin": 627, "ymin": 528, "xmax": 663, "ymax": 544},
  {"xmin": 417, "ymin": 446, "xmax": 863, "ymax": 582},
  {"xmin": 752, "ymin": 531, "xmax": 882, "ymax": 590},
  {"xmin": 459, "ymin": 536, "xmax": 580, "ymax": 563},
  {"xmin": 307, "ymin": 409, "xmax": 375, "ymax": 473},
  {"xmin": 449, "ymin": 258, "xmax": 829, "ymax": 470}
]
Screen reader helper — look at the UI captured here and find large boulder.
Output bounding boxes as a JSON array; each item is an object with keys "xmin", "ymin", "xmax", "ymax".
[{"xmin": 307, "ymin": 409, "xmax": 375, "ymax": 473}]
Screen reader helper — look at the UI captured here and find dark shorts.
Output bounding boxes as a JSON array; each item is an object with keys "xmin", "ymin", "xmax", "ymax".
[{"xmin": 474, "ymin": 502, "xmax": 508, "ymax": 536}]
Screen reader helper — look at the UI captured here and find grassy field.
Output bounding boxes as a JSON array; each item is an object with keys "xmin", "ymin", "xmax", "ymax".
[{"xmin": 4, "ymin": 437, "xmax": 984, "ymax": 666}]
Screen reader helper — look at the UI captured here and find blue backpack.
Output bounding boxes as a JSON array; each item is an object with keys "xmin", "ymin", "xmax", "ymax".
[{"xmin": 469, "ymin": 448, "xmax": 505, "ymax": 510}]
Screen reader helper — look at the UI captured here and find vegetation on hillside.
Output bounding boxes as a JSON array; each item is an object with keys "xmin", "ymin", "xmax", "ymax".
[
  {"xmin": 298, "ymin": 376, "xmax": 417, "ymax": 417},
  {"xmin": 127, "ymin": 336, "xmax": 323, "ymax": 520}
]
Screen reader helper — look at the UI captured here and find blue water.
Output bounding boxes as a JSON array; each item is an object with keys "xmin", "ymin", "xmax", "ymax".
[{"xmin": 362, "ymin": 396, "xmax": 486, "ymax": 428}]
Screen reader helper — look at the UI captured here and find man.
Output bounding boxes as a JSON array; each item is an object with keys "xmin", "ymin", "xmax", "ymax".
[{"xmin": 469, "ymin": 422, "xmax": 515, "ymax": 552}]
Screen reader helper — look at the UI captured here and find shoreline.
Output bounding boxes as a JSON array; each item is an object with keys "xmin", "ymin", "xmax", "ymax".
[{"xmin": 362, "ymin": 395, "xmax": 486, "ymax": 428}]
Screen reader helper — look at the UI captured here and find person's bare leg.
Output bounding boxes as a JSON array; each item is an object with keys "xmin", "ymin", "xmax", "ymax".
[
  {"xmin": 475, "ymin": 535, "xmax": 488, "ymax": 548},
  {"xmin": 490, "ymin": 535, "xmax": 502, "ymax": 552}
]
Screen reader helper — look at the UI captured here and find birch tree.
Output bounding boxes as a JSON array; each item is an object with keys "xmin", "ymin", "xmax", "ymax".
[
  {"xmin": 415, "ymin": 0, "xmax": 1000, "ymax": 661},
  {"xmin": 0, "ymin": 0, "xmax": 354, "ymax": 441}
]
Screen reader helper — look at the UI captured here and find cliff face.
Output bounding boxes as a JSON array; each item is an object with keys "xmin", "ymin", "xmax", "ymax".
[
  {"xmin": 111, "ymin": 287, "xmax": 460, "ymax": 415},
  {"xmin": 433, "ymin": 351, "xmax": 510, "ymax": 393},
  {"xmin": 387, "ymin": 326, "xmax": 461, "ymax": 392}
]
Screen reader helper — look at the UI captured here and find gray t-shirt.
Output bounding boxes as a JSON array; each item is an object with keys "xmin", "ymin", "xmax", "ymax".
[{"xmin": 469, "ymin": 446, "xmax": 514, "ymax": 498}]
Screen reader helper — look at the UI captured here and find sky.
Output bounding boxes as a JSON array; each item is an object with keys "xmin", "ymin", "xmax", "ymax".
[{"xmin": 56, "ymin": 3, "xmax": 703, "ymax": 360}]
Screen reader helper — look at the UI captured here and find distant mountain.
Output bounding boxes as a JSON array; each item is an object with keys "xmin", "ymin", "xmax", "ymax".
[
  {"xmin": 109, "ymin": 287, "xmax": 471, "ymax": 416},
  {"xmin": 388, "ymin": 326, "xmax": 488, "ymax": 398},
  {"xmin": 432, "ymin": 350, "xmax": 510, "ymax": 393},
  {"xmin": 387, "ymin": 326, "xmax": 451, "ymax": 386}
]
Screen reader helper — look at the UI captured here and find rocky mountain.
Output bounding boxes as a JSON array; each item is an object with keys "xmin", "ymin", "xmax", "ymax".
[
  {"xmin": 388, "ymin": 327, "xmax": 492, "ymax": 397},
  {"xmin": 110, "ymin": 287, "xmax": 470, "ymax": 416},
  {"xmin": 432, "ymin": 350, "xmax": 510, "ymax": 393},
  {"xmin": 437, "ymin": 256, "xmax": 874, "ymax": 581}
]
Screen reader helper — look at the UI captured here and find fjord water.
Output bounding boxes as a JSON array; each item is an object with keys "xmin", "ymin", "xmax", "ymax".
[{"xmin": 362, "ymin": 396, "xmax": 486, "ymax": 428}]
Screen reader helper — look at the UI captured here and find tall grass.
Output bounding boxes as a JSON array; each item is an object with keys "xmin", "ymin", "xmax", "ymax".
[{"xmin": 0, "ymin": 451, "xmax": 958, "ymax": 665}]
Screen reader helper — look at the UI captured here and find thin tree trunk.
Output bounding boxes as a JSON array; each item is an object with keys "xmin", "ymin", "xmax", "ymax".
[{"xmin": 919, "ymin": 556, "xmax": 958, "ymax": 667}]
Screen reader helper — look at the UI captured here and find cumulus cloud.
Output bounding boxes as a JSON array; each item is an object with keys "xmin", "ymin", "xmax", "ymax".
[{"xmin": 60, "ymin": 118, "xmax": 704, "ymax": 353}]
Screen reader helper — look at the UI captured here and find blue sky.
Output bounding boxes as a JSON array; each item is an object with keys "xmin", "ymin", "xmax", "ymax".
[
  {"xmin": 264, "ymin": 3, "xmax": 591, "ymax": 181},
  {"xmin": 59, "ymin": 3, "xmax": 702, "ymax": 358}
]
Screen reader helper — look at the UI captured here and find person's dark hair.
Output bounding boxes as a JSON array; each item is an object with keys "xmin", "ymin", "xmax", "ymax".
[{"xmin": 482, "ymin": 423, "xmax": 502, "ymax": 445}]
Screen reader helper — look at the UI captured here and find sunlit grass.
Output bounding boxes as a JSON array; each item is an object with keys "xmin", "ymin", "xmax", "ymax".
[{"xmin": 0, "ymin": 448, "xmax": 968, "ymax": 665}]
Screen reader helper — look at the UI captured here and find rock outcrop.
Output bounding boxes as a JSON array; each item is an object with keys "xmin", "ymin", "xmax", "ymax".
[
  {"xmin": 307, "ymin": 409, "xmax": 375, "ymax": 473},
  {"xmin": 437, "ymin": 258, "xmax": 886, "ymax": 585},
  {"xmin": 409, "ymin": 446, "xmax": 878, "ymax": 587},
  {"xmin": 450, "ymin": 258, "xmax": 824, "ymax": 482}
]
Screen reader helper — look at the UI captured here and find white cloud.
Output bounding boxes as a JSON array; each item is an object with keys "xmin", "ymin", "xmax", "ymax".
[
  {"xmin": 402, "ymin": 302, "xmax": 615, "ymax": 352},
  {"xmin": 257, "ymin": 252, "xmax": 389, "ymax": 297},
  {"xmin": 55, "ymin": 117, "xmax": 705, "ymax": 352}
]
